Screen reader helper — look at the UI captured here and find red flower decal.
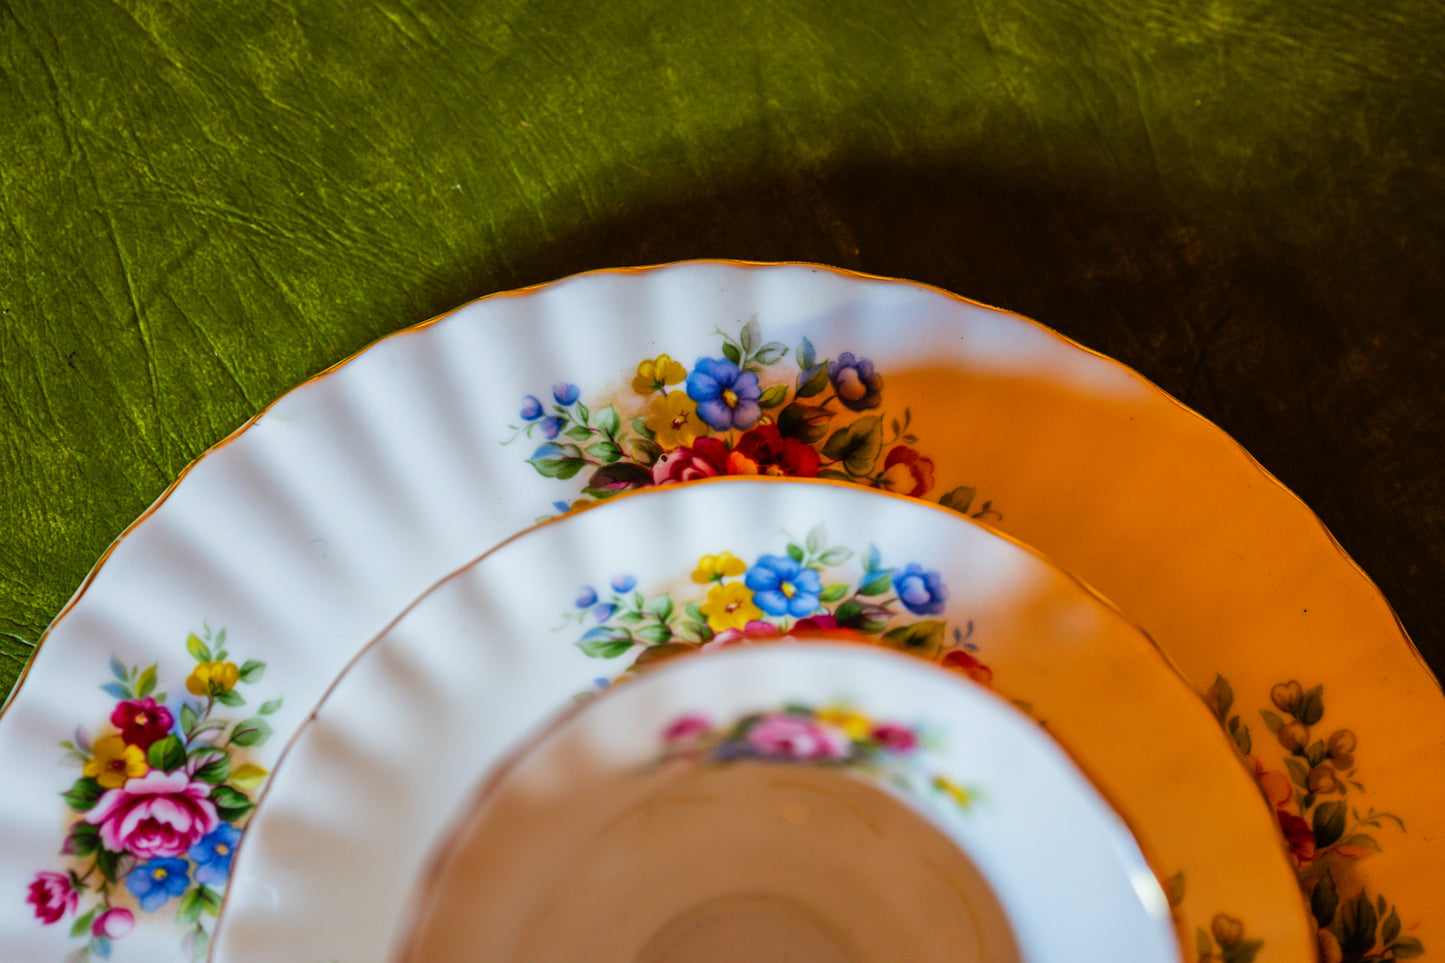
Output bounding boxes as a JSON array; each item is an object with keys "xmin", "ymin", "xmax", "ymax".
[
  {"xmin": 726, "ymin": 425, "xmax": 820, "ymax": 478},
  {"xmin": 881, "ymin": 446, "xmax": 936, "ymax": 498},
  {"xmin": 110, "ymin": 697, "xmax": 174, "ymax": 750}
]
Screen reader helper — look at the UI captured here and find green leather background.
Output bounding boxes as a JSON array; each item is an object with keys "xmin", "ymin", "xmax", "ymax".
[{"xmin": 2, "ymin": 0, "xmax": 1442, "ymax": 701}]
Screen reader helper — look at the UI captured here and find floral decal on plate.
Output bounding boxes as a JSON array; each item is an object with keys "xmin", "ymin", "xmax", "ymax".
[
  {"xmin": 656, "ymin": 703, "xmax": 978, "ymax": 812},
  {"xmin": 1208, "ymin": 676, "xmax": 1423, "ymax": 962},
  {"xmin": 504, "ymin": 319, "xmax": 998, "ymax": 521},
  {"xmin": 563, "ymin": 525, "xmax": 992, "ymax": 682},
  {"xmin": 26, "ymin": 627, "xmax": 279, "ymax": 962}
]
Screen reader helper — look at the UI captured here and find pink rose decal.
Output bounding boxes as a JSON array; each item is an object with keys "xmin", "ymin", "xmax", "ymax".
[
  {"xmin": 651, "ymin": 437, "xmax": 728, "ymax": 485},
  {"xmin": 86, "ymin": 770, "xmax": 220, "ymax": 860},
  {"xmin": 93, "ymin": 907, "xmax": 135, "ymax": 939},
  {"xmin": 701, "ymin": 620, "xmax": 780, "ymax": 651},
  {"xmin": 747, "ymin": 713, "xmax": 849, "ymax": 761},
  {"xmin": 26, "ymin": 871, "xmax": 77, "ymax": 924}
]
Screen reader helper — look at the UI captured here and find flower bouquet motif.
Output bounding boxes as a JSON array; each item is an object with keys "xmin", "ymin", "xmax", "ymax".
[
  {"xmin": 504, "ymin": 319, "xmax": 997, "ymax": 521},
  {"xmin": 657, "ymin": 703, "xmax": 979, "ymax": 813},
  {"xmin": 563, "ymin": 525, "xmax": 993, "ymax": 685},
  {"xmin": 26, "ymin": 627, "xmax": 279, "ymax": 962},
  {"xmin": 1207, "ymin": 676, "xmax": 1421, "ymax": 962}
]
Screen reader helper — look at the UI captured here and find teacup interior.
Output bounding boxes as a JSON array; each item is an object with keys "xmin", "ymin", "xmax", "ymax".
[{"xmin": 401, "ymin": 755, "xmax": 1020, "ymax": 962}]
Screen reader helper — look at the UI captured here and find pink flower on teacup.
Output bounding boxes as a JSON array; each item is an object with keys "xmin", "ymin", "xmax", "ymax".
[
  {"xmin": 747, "ymin": 713, "xmax": 849, "ymax": 761},
  {"xmin": 663, "ymin": 713, "xmax": 713, "ymax": 743},
  {"xmin": 86, "ymin": 770, "xmax": 220, "ymax": 860}
]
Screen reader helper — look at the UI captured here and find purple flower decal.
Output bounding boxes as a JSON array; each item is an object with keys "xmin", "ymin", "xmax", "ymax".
[
  {"xmin": 520, "ymin": 395, "xmax": 544, "ymax": 420},
  {"xmin": 553, "ymin": 383, "xmax": 581, "ymax": 405},
  {"xmin": 895, "ymin": 563, "xmax": 946, "ymax": 615},
  {"xmin": 827, "ymin": 352, "xmax": 883, "ymax": 411}
]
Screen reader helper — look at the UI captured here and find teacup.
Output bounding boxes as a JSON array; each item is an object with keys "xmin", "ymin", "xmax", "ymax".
[{"xmin": 393, "ymin": 641, "xmax": 1179, "ymax": 962}]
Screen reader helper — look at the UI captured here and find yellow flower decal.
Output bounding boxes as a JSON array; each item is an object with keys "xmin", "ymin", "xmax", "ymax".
[
  {"xmin": 931, "ymin": 775, "xmax": 977, "ymax": 809},
  {"xmin": 645, "ymin": 392, "xmax": 706, "ymax": 451},
  {"xmin": 699, "ymin": 582, "xmax": 762, "ymax": 632},
  {"xmin": 818, "ymin": 707, "xmax": 872, "ymax": 741},
  {"xmin": 83, "ymin": 735, "xmax": 148, "ymax": 789},
  {"xmin": 632, "ymin": 353, "xmax": 687, "ymax": 395},
  {"xmin": 186, "ymin": 660, "xmax": 240, "ymax": 697},
  {"xmin": 691, "ymin": 552, "xmax": 747, "ymax": 584}
]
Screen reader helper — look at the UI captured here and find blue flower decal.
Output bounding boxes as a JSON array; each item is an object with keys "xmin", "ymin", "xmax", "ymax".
[
  {"xmin": 745, "ymin": 554, "xmax": 822, "ymax": 617},
  {"xmin": 611, "ymin": 574, "xmax": 637, "ymax": 593},
  {"xmin": 520, "ymin": 395, "xmax": 544, "ymax": 420},
  {"xmin": 685, "ymin": 357, "xmax": 762, "ymax": 432},
  {"xmin": 540, "ymin": 416, "xmax": 564, "ymax": 439},
  {"xmin": 594, "ymin": 603, "xmax": 617, "ymax": 622},
  {"xmin": 576, "ymin": 586, "xmax": 598, "ymax": 608},
  {"xmin": 553, "ymin": 383, "xmax": 581, "ymax": 406},
  {"xmin": 894, "ymin": 563, "xmax": 946, "ymax": 615},
  {"xmin": 125, "ymin": 857, "xmax": 190, "ymax": 912},
  {"xmin": 189, "ymin": 823, "xmax": 241, "ymax": 887}
]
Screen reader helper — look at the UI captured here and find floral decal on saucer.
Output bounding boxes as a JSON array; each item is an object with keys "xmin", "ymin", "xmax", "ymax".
[
  {"xmin": 504, "ymin": 319, "xmax": 998, "ymax": 521},
  {"xmin": 26, "ymin": 627, "xmax": 278, "ymax": 962},
  {"xmin": 1208, "ymin": 676, "xmax": 1423, "ymax": 962},
  {"xmin": 657, "ymin": 703, "xmax": 978, "ymax": 812},
  {"xmin": 563, "ymin": 525, "xmax": 992, "ymax": 683}
]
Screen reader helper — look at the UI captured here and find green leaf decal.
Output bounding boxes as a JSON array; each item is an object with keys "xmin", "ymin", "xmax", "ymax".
[
  {"xmin": 1311, "ymin": 871, "xmax": 1339, "ymax": 927},
  {"xmin": 822, "ymin": 415, "xmax": 882, "ymax": 475},
  {"xmin": 578, "ymin": 635, "xmax": 635, "ymax": 659},
  {"xmin": 881, "ymin": 620, "xmax": 946, "ymax": 658},
  {"xmin": 796, "ymin": 338, "xmax": 816, "ymax": 369},
  {"xmin": 758, "ymin": 384, "xmax": 789, "ymax": 409},
  {"xmin": 64, "ymin": 822, "xmax": 101, "ymax": 857},
  {"xmin": 62, "ymin": 777, "xmax": 105, "ymax": 813},
  {"xmin": 1210, "ymin": 674, "xmax": 1234, "ymax": 720},
  {"xmin": 1298, "ymin": 684, "xmax": 1325, "ymax": 726},
  {"xmin": 1313, "ymin": 799, "xmax": 1347, "ymax": 848},
  {"xmin": 594, "ymin": 405, "xmax": 621, "ymax": 436},
  {"xmin": 794, "ymin": 363, "xmax": 829, "ymax": 398},
  {"xmin": 147, "ymin": 735, "xmax": 187, "ymax": 772},
  {"xmin": 94, "ymin": 847, "xmax": 120, "ymax": 883},
  {"xmin": 938, "ymin": 486, "xmax": 976, "ymax": 514},
  {"xmin": 721, "ymin": 341, "xmax": 741, "ymax": 365},
  {"xmin": 185, "ymin": 633, "xmax": 211, "ymax": 663},
  {"xmin": 215, "ymin": 688, "xmax": 245, "ymax": 707},
  {"xmin": 776, "ymin": 402, "xmax": 831, "ymax": 445},
  {"xmin": 238, "ymin": 659, "xmax": 266, "ymax": 684},
  {"xmin": 586, "ymin": 440, "xmax": 623, "ymax": 463},
  {"xmin": 586, "ymin": 462, "xmax": 653, "ymax": 495},
  {"xmin": 69, "ymin": 907, "xmax": 99, "ymax": 939},
  {"xmin": 135, "ymin": 664, "xmax": 157, "ymax": 699},
  {"xmin": 210, "ymin": 784, "xmax": 254, "ymax": 822},
  {"xmin": 229, "ymin": 717, "xmax": 273, "ymax": 748}
]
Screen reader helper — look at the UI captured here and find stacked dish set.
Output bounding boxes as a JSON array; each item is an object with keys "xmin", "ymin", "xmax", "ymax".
[{"xmin": 0, "ymin": 261, "xmax": 1438, "ymax": 963}]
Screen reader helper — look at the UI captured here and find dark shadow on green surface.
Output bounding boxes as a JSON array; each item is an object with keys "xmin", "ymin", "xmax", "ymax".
[{"xmin": 429, "ymin": 156, "xmax": 1444, "ymax": 679}]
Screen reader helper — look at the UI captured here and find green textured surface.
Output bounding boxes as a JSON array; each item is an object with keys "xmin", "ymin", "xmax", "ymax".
[{"xmin": 1, "ymin": 0, "xmax": 1442, "ymax": 701}]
